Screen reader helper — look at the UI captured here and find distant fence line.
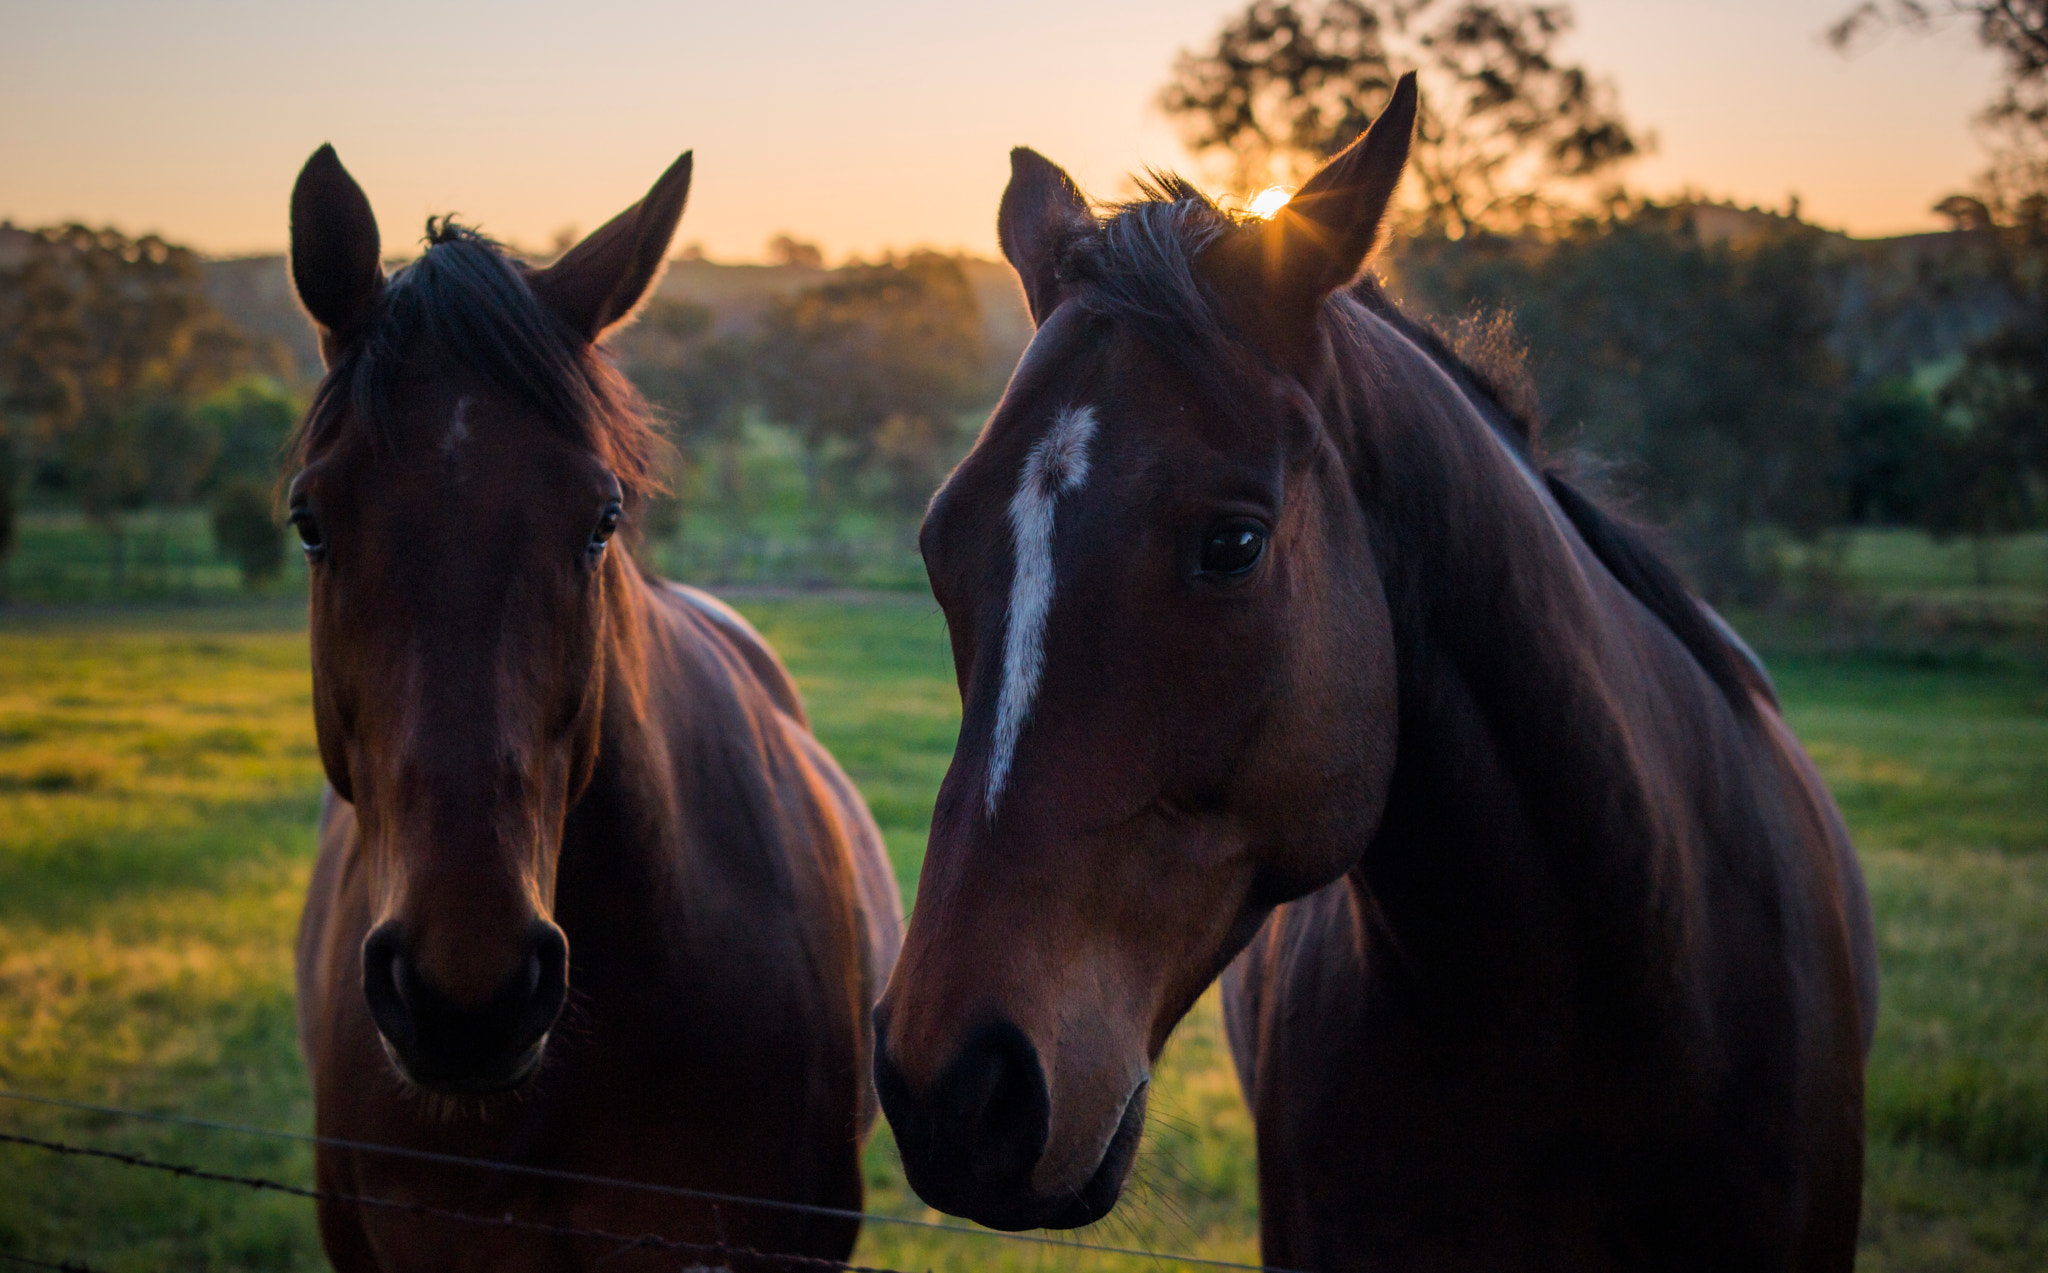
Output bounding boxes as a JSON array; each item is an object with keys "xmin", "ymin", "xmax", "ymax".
[
  {"xmin": 6, "ymin": 510, "xmax": 2046, "ymax": 610},
  {"xmin": 0, "ymin": 509, "xmax": 936, "ymax": 605}
]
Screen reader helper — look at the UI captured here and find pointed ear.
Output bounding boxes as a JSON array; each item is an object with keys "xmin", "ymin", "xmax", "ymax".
[
  {"xmin": 1259, "ymin": 71, "xmax": 1417, "ymax": 303},
  {"xmin": 998, "ymin": 148, "xmax": 1093, "ymax": 326},
  {"xmin": 532, "ymin": 151, "xmax": 693, "ymax": 342},
  {"xmin": 290, "ymin": 144, "xmax": 385, "ymax": 365}
]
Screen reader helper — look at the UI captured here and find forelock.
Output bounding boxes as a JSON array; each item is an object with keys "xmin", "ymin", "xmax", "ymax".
[{"xmin": 1056, "ymin": 176, "xmax": 1270, "ymax": 420}]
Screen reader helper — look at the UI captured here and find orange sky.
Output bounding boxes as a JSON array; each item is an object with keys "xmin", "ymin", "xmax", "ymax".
[{"xmin": 0, "ymin": 0, "xmax": 1997, "ymax": 261}]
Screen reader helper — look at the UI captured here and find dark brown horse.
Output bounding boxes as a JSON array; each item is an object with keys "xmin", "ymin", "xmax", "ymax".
[
  {"xmin": 874, "ymin": 74, "xmax": 1877, "ymax": 1271},
  {"xmin": 287, "ymin": 146, "xmax": 901, "ymax": 1271}
]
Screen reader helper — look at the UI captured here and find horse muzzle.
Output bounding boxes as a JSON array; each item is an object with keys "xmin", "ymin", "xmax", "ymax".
[
  {"xmin": 360, "ymin": 919, "xmax": 568, "ymax": 1095},
  {"xmin": 873, "ymin": 1013, "xmax": 1148, "ymax": 1231}
]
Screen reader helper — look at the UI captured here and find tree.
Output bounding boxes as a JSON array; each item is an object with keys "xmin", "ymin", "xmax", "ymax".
[
  {"xmin": 0, "ymin": 432, "xmax": 16, "ymax": 601},
  {"xmin": 0, "ymin": 224, "xmax": 287, "ymax": 582},
  {"xmin": 1830, "ymin": 3, "xmax": 2048, "ymax": 553},
  {"xmin": 754, "ymin": 253, "xmax": 985, "ymax": 538},
  {"xmin": 197, "ymin": 376, "xmax": 301, "ymax": 489},
  {"xmin": 1838, "ymin": 378, "xmax": 1942, "ymax": 525},
  {"xmin": 1925, "ymin": 312, "xmax": 2048, "ymax": 578},
  {"xmin": 766, "ymin": 235, "xmax": 826, "ymax": 270},
  {"xmin": 1161, "ymin": 0, "xmax": 1640, "ymax": 235},
  {"xmin": 612, "ymin": 299, "xmax": 754, "ymax": 547},
  {"xmin": 1393, "ymin": 202, "xmax": 1847, "ymax": 598},
  {"xmin": 210, "ymin": 478, "xmax": 285, "ymax": 589},
  {"xmin": 1830, "ymin": 1, "xmax": 2048, "ymax": 217}
]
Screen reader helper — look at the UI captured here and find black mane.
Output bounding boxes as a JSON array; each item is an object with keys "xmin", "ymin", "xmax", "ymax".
[
  {"xmin": 292, "ymin": 220, "xmax": 664, "ymax": 500},
  {"xmin": 1062, "ymin": 180, "xmax": 1766, "ymax": 713}
]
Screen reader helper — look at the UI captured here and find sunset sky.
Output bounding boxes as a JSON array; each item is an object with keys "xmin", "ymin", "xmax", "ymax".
[{"xmin": 0, "ymin": 0, "xmax": 1998, "ymax": 262}]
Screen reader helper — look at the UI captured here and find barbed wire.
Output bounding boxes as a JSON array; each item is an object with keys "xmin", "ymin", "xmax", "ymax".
[
  {"xmin": 0, "ymin": 1087, "xmax": 1294, "ymax": 1272},
  {"xmin": 0, "ymin": 1130, "xmax": 903, "ymax": 1273}
]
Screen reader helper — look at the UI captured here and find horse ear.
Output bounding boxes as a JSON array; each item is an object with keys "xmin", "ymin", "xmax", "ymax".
[
  {"xmin": 999, "ymin": 148, "xmax": 1093, "ymax": 326},
  {"xmin": 533, "ymin": 151, "xmax": 694, "ymax": 342},
  {"xmin": 290, "ymin": 145, "xmax": 385, "ymax": 365},
  {"xmin": 1259, "ymin": 71, "xmax": 1417, "ymax": 303}
]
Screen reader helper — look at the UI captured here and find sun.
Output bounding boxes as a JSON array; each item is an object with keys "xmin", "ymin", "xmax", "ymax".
[{"xmin": 1246, "ymin": 186, "xmax": 1295, "ymax": 218}]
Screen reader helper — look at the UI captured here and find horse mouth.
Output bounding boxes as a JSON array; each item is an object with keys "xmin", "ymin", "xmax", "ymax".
[
  {"xmin": 378, "ymin": 1031, "xmax": 550, "ymax": 1097},
  {"xmin": 967, "ymin": 1080, "xmax": 1150, "ymax": 1233}
]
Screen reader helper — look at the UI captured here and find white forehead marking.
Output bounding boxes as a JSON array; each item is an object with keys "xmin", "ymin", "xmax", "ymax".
[
  {"xmin": 987, "ymin": 404, "xmax": 1099, "ymax": 815},
  {"xmin": 440, "ymin": 395, "xmax": 473, "ymax": 455}
]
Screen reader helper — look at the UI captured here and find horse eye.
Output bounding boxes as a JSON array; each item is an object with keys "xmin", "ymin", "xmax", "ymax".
[
  {"xmin": 1199, "ymin": 519, "xmax": 1267, "ymax": 577},
  {"xmin": 288, "ymin": 509, "xmax": 326, "ymax": 561},
  {"xmin": 587, "ymin": 502, "xmax": 622, "ymax": 561}
]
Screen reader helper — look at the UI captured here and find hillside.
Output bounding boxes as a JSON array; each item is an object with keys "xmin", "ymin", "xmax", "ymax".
[
  {"xmin": 0, "ymin": 216, "xmax": 1996, "ymax": 398},
  {"xmin": 182, "ymin": 252, "xmax": 1036, "ymax": 387}
]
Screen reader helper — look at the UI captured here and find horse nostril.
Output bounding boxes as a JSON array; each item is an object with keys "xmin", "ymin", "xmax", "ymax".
[
  {"xmin": 952, "ymin": 1022, "xmax": 1051, "ymax": 1187},
  {"xmin": 360, "ymin": 921, "xmax": 415, "ymax": 1049},
  {"xmin": 883, "ymin": 1019, "xmax": 1051, "ymax": 1210},
  {"xmin": 358, "ymin": 918, "xmax": 567, "ymax": 1092},
  {"xmin": 518, "ymin": 920, "xmax": 569, "ymax": 1039}
]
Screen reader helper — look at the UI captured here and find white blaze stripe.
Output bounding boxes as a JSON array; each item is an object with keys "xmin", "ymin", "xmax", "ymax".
[{"xmin": 986, "ymin": 404, "xmax": 1100, "ymax": 814}]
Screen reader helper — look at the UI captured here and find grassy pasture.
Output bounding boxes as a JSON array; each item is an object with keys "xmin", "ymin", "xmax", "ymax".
[{"xmin": 0, "ymin": 596, "xmax": 2040, "ymax": 1270}]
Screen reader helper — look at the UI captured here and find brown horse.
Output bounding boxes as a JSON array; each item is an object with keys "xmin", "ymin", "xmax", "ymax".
[
  {"xmin": 874, "ymin": 74, "xmax": 1877, "ymax": 1271},
  {"xmin": 287, "ymin": 146, "xmax": 901, "ymax": 1271}
]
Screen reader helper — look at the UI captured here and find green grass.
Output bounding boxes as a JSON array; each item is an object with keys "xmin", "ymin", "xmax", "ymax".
[
  {"xmin": 1826, "ymin": 530, "xmax": 2048, "ymax": 600},
  {"xmin": 0, "ymin": 600, "xmax": 2041, "ymax": 1270}
]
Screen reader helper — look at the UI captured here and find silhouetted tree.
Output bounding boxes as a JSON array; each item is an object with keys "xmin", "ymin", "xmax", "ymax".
[
  {"xmin": 1831, "ymin": 1, "xmax": 2048, "ymax": 215},
  {"xmin": 1162, "ymin": 0, "xmax": 1639, "ymax": 233},
  {"xmin": 1831, "ymin": 4, "xmax": 2048, "ymax": 556}
]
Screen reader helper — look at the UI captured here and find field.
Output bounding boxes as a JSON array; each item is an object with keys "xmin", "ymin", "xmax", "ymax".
[{"xmin": 0, "ymin": 594, "xmax": 2042, "ymax": 1270}]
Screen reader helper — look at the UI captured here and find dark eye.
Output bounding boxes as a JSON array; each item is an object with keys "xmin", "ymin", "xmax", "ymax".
[
  {"xmin": 1199, "ymin": 518, "xmax": 1267, "ymax": 578},
  {"xmin": 587, "ymin": 501, "xmax": 622, "ymax": 562},
  {"xmin": 288, "ymin": 508, "xmax": 326, "ymax": 562}
]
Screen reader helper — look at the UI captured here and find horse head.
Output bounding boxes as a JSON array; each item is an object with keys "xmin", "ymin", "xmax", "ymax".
[
  {"xmin": 287, "ymin": 145, "xmax": 687, "ymax": 1094},
  {"xmin": 875, "ymin": 78, "xmax": 1419, "ymax": 1230}
]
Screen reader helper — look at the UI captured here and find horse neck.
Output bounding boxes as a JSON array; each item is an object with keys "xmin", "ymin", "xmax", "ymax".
[
  {"xmin": 564, "ymin": 555, "xmax": 783, "ymax": 903},
  {"xmin": 1329, "ymin": 306, "xmax": 1707, "ymax": 974},
  {"xmin": 556, "ymin": 553, "xmax": 672, "ymax": 900}
]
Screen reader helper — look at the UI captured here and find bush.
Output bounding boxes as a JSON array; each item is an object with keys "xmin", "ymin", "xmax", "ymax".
[{"xmin": 209, "ymin": 480, "xmax": 284, "ymax": 589}]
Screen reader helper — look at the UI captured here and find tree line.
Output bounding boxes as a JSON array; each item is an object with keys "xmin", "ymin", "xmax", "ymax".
[
  {"xmin": 0, "ymin": 230, "xmax": 992, "ymax": 592},
  {"xmin": 1, "ymin": 0, "xmax": 2041, "ymax": 600},
  {"xmin": 608, "ymin": 249, "xmax": 990, "ymax": 558},
  {"xmin": 0, "ymin": 224, "xmax": 301, "ymax": 590}
]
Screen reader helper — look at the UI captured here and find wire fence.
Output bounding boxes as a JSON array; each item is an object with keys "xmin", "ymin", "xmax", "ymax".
[{"xmin": 0, "ymin": 1088, "xmax": 1291, "ymax": 1273}]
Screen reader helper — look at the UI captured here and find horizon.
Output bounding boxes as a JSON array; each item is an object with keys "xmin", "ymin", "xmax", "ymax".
[{"xmin": 0, "ymin": 0, "xmax": 2000, "ymax": 265}]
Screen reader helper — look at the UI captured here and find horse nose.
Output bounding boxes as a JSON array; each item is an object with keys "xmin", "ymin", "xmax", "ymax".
[
  {"xmin": 875, "ymin": 1016, "xmax": 1051, "ymax": 1223},
  {"xmin": 361, "ymin": 919, "xmax": 568, "ymax": 1093}
]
